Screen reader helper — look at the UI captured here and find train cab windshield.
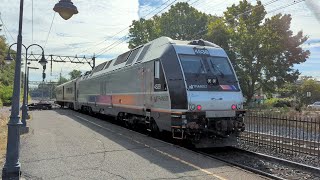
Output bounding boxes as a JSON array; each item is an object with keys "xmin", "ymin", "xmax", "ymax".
[
  {"xmin": 179, "ymin": 55, "xmax": 206, "ymax": 74},
  {"xmin": 179, "ymin": 54, "xmax": 239, "ymax": 91},
  {"xmin": 207, "ymin": 56, "xmax": 234, "ymax": 77}
]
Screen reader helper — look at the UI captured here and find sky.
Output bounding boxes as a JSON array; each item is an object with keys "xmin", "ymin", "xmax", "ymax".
[{"xmin": 0, "ymin": 0, "xmax": 319, "ymax": 83}]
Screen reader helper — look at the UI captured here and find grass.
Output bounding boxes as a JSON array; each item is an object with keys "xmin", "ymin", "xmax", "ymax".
[{"xmin": 0, "ymin": 109, "xmax": 9, "ymax": 165}]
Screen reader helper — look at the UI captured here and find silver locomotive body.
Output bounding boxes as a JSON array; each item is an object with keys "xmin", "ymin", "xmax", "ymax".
[{"xmin": 55, "ymin": 37, "xmax": 245, "ymax": 148}]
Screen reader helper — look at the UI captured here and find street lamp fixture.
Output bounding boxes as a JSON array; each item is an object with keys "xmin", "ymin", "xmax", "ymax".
[
  {"xmin": 38, "ymin": 52, "xmax": 47, "ymax": 67},
  {"xmin": 5, "ymin": 53, "xmax": 14, "ymax": 64},
  {"xmin": 2, "ymin": 0, "xmax": 77, "ymax": 178},
  {"xmin": 6, "ymin": 43, "xmax": 47, "ymax": 128},
  {"xmin": 53, "ymin": 0, "xmax": 78, "ymax": 20}
]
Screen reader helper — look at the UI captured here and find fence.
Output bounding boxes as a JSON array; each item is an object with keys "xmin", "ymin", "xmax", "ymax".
[{"xmin": 240, "ymin": 111, "xmax": 320, "ymax": 158}]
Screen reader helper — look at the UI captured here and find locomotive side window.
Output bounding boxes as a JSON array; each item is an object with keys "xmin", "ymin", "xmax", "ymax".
[
  {"xmin": 155, "ymin": 60, "xmax": 160, "ymax": 79},
  {"xmin": 154, "ymin": 59, "xmax": 166, "ymax": 91}
]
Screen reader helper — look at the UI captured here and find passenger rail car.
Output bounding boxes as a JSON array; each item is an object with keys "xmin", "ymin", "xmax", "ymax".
[{"xmin": 55, "ymin": 37, "xmax": 246, "ymax": 148}]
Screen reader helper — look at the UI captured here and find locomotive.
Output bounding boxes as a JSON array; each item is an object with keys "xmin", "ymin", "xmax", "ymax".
[{"xmin": 55, "ymin": 37, "xmax": 245, "ymax": 148}]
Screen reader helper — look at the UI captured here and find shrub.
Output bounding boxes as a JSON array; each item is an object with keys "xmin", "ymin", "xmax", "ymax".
[
  {"xmin": 0, "ymin": 85, "xmax": 13, "ymax": 106},
  {"xmin": 274, "ymin": 99, "xmax": 292, "ymax": 107},
  {"xmin": 264, "ymin": 98, "xmax": 278, "ymax": 107}
]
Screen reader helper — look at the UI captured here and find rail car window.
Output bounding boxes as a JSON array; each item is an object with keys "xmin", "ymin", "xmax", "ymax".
[
  {"xmin": 66, "ymin": 87, "xmax": 73, "ymax": 94},
  {"xmin": 57, "ymin": 89, "xmax": 62, "ymax": 95},
  {"xmin": 114, "ymin": 51, "xmax": 131, "ymax": 65},
  {"xmin": 179, "ymin": 55, "xmax": 205, "ymax": 74},
  {"xmin": 126, "ymin": 46, "xmax": 142, "ymax": 65},
  {"xmin": 207, "ymin": 57, "xmax": 233, "ymax": 75}
]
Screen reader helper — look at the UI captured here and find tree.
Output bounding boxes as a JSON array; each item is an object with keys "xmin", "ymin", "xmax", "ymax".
[
  {"xmin": 297, "ymin": 78, "xmax": 320, "ymax": 105},
  {"xmin": 0, "ymin": 35, "xmax": 16, "ymax": 106},
  {"xmin": 158, "ymin": 2, "xmax": 211, "ymax": 40},
  {"xmin": 57, "ymin": 75, "xmax": 68, "ymax": 85},
  {"xmin": 206, "ymin": 0, "xmax": 310, "ymax": 103},
  {"xmin": 69, "ymin": 69, "xmax": 81, "ymax": 80},
  {"xmin": 128, "ymin": 2, "xmax": 213, "ymax": 48},
  {"xmin": 128, "ymin": 17, "xmax": 161, "ymax": 49}
]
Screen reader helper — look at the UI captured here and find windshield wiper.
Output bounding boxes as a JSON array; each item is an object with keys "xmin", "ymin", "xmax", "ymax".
[
  {"xmin": 195, "ymin": 64, "xmax": 204, "ymax": 78},
  {"xmin": 209, "ymin": 60, "xmax": 224, "ymax": 78}
]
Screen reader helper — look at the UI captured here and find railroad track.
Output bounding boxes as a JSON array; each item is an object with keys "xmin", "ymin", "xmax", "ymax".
[
  {"xmin": 240, "ymin": 131, "xmax": 320, "ymax": 156},
  {"xmin": 199, "ymin": 147, "xmax": 320, "ymax": 180}
]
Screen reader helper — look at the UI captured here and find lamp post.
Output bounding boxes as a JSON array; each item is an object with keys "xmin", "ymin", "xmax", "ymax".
[
  {"xmin": 6, "ymin": 43, "xmax": 47, "ymax": 128},
  {"xmin": 27, "ymin": 67, "xmax": 39, "ymax": 105},
  {"xmin": 2, "ymin": 0, "xmax": 78, "ymax": 179}
]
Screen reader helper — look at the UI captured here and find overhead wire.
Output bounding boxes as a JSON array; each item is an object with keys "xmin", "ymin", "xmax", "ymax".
[
  {"xmin": 77, "ymin": 0, "xmax": 173, "ymax": 56},
  {"xmin": 44, "ymin": 13, "xmax": 56, "ymax": 49},
  {"xmin": 0, "ymin": 12, "xmax": 15, "ymax": 43},
  {"xmin": 95, "ymin": 0, "xmax": 181, "ymax": 58},
  {"xmin": 267, "ymin": 0, "xmax": 305, "ymax": 15},
  {"xmin": 193, "ymin": 0, "xmax": 281, "ymax": 36}
]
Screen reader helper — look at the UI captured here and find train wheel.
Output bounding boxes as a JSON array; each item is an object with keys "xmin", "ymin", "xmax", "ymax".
[{"xmin": 150, "ymin": 118, "xmax": 160, "ymax": 138}]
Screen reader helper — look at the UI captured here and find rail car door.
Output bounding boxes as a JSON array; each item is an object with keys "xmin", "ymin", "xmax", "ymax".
[
  {"xmin": 74, "ymin": 82, "xmax": 78, "ymax": 109},
  {"xmin": 62, "ymin": 86, "xmax": 65, "ymax": 100}
]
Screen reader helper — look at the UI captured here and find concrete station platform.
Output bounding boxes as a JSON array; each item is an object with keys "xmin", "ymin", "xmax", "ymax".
[{"xmin": 17, "ymin": 109, "xmax": 268, "ymax": 180}]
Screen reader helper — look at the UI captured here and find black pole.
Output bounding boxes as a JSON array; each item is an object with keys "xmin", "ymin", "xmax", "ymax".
[{"xmin": 2, "ymin": 0, "xmax": 24, "ymax": 178}]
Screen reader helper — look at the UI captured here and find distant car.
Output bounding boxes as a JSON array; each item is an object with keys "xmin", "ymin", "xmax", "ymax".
[
  {"xmin": 28, "ymin": 102, "xmax": 52, "ymax": 110},
  {"xmin": 307, "ymin": 102, "xmax": 320, "ymax": 110}
]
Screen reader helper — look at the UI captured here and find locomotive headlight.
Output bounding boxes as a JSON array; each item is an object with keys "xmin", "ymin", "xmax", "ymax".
[
  {"xmin": 189, "ymin": 104, "xmax": 195, "ymax": 110},
  {"xmin": 231, "ymin": 104, "xmax": 237, "ymax": 110}
]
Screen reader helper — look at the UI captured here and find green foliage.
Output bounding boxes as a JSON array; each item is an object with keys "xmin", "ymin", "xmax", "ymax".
[
  {"xmin": 0, "ymin": 98, "xmax": 2, "ymax": 107},
  {"xmin": 69, "ymin": 69, "xmax": 82, "ymax": 80},
  {"xmin": 58, "ymin": 76, "xmax": 68, "ymax": 85},
  {"xmin": 128, "ymin": 2, "xmax": 213, "ymax": 48},
  {"xmin": 264, "ymin": 98, "xmax": 278, "ymax": 107},
  {"xmin": 0, "ymin": 36, "xmax": 16, "ymax": 105},
  {"xmin": 128, "ymin": 18, "xmax": 161, "ymax": 49},
  {"xmin": 0, "ymin": 84, "xmax": 13, "ymax": 105},
  {"xmin": 206, "ymin": 0, "xmax": 310, "ymax": 103},
  {"xmin": 297, "ymin": 78, "xmax": 320, "ymax": 105}
]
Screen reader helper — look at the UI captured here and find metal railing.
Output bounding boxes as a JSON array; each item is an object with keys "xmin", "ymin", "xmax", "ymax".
[{"xmin": 240, "ymin": 111, "xmax": 320, "ymax": 158}]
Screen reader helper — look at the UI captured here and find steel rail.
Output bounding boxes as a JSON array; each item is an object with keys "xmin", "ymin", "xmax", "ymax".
[
  {"xmin": 230, "ymin": 147, "xmax": 320, "ymax": 175},
  {"xmin": 197, "ymin": 150, "xmax": 285, "ymax": 180}
]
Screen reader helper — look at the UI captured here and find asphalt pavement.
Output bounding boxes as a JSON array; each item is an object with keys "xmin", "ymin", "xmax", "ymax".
[{"xmin": 16, "ymin": 109, "xmax": 268, "ymax": 180}]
